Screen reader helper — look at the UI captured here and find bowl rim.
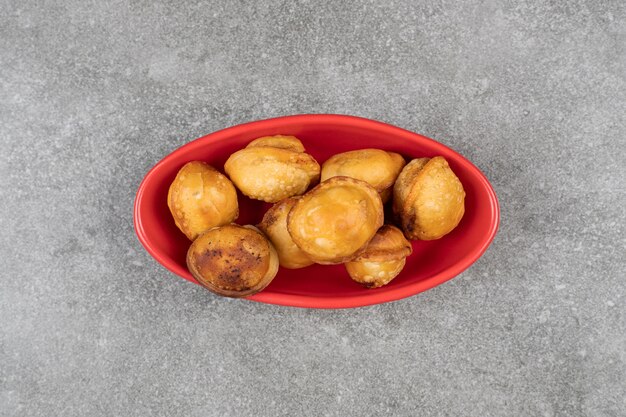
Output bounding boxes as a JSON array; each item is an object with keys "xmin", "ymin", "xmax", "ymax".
[{"xmin": 133, "ymin": 113, "xmax": 500, "ymax": 309}]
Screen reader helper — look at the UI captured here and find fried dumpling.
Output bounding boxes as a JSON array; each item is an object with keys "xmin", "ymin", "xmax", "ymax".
[
  {"xmin": 287, "ymin": 176, "xmax": 384, "ymax": 264},
  {"xmin": 258, "ymin": 197, "xmax": 313, "ymax": 269},
  {"xmin": 345, "ymin": 225, "xmax": 412, "ymax": 288},
  {"xmin": 393, "ymin": 156, "xmax": 465, "ymax": 240},
  {"xmin": 224, "ymin": 135, "xmax": 320, "ymax": 203},
  {"xmin": 167, "ymin": 161, "xmax": 239, "ymax": 240},
  {"xmin": 321, "ymin": 149, "xmax": 405, "ymax": 203},
  {"xmin": 246, "ymin": 135, "xmax": 306, "ymax": 152},
  {"xmin": 186, "ymin": 224, "xmax": 279, "ymax": 298}
]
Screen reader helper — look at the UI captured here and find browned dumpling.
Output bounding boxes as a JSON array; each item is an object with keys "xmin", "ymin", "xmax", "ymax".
[
  {"xmin": 224, "ymin": 135, "xmax": 320, "ymax": 203},
  {"xmin": 167, "ymin": 161, "xmax": 239, "ymax": 240},
  {"xmin": 393, "ymin": 156, "xmax": 465, "ymax": 240},
  {"xmin": 186, "ymin": 224, "xmax": 279, "ymax": 298},
  {"xmin": 321, "ymin": 149, "xmax": 405, "ymax": 203},
  {"xmin": 246, "ymin": 135, "xmax": 305, "ymax": 152},
  {"xmin": 287, "ymin": 176, "xmax": 384, "ymax": 264},
  {"xmin": 258, "ymin": 197, "xmax": 313, "ymax": 269},
  {"xmin": 345, "ymin": 225, "xmax": 413, "ymax": 288}
]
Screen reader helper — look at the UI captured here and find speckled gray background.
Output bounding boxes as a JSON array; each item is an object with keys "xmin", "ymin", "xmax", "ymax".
[{"xmin": 1, "ymin": 0, "xmax": 625, "ymax": 416}]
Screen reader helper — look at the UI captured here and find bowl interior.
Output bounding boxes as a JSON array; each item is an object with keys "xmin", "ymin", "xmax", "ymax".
[{"xmin": 134, "ymin": 115, "xmax": 498, "ymax": 307}]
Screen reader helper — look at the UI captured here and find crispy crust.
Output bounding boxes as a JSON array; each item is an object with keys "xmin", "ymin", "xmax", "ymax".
[
  {"xmin": 392, "ymin": 158, "xmax": 430, "ymax": 220},
  {"xmin": 350, "ymin": 225, "xmax": 413, "ymax": 262},
  {"xmin": 224, "ymin": 136, "xmax": 320, "ymax": 203},
  {"xmin": 345, "ymin": 225, "xmax": 412, "ymax": 288},
  {"xmin": 167, "ymin": 161, "xmax": 239, "ymax": 240},
  {"xmin": 258, "ymin": 197, "xmax": 314, "ymax": 269},
  {"xmin": 393, "ymin": 156, "xmax": 465, "ymax": 240},
  {"xmin": 321, "ymin": 149, "xmax": 406, "ymax": 203},
  {"xmin": 186, "ymin": 224, "xmax": 279, "ymax": 298},
  {"xmin": 345, "ymin": 258, "xmax": 406, "ymax": 288},
  {"xmin": 246, "ymin": 135, "xmax": 305, "ymax": 152},
  {"xmin": 287, "ymin": 176, "xmax": 384, "ymax": 264}
]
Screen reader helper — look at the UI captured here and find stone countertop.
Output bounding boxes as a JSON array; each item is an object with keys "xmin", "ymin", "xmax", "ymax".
[{"xmin": 1, "ymin": 1, "xmax": 624, "ymax": 416}]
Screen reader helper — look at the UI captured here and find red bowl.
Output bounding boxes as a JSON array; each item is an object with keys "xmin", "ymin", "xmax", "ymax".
[{"xmin": 134, "ymin": 114, "xmax": 499, "ymax": 308}]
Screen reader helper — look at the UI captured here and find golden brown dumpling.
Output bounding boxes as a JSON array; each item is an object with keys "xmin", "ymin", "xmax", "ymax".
[
  {"xmin": 393, "ymin": 156, "xmax": 465, "ymax": 240},
  {"xmin": 168, "ymin": 161, "xmax": 239, "ymax": 240},
  {"xmin": 246, "ymin": 135, "xmax": 305, "ymax": 152},
  {"xmin": 258, "ymin": 197, "xmax": 313, "ymax": 269},
  {"xmin": 287, "ymin": 176, "xmax": 384, "ymax": 264},
  {"xmin": 224, "ymin": 136, "xmax": 320, "ymax": 203},
  {"xmin": 345, "ymin": 225, "xmax": 413, "ymax": 288},
  {"xmin": 186, "ymin": 224, "xmax": 279, "ymax": 298},
  {"xmin": 321, "ymin": 149, "xmax": 406, "ymax": 203}
]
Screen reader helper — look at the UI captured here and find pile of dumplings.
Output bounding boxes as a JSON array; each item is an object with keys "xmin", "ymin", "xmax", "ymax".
[{"xmin": 168, "ymin": 135, "xmax": 465, "ymax": 298}]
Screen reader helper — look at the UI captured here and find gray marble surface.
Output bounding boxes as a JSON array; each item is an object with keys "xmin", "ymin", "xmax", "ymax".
[{"xmin": 1, "ymin": 1, "xmax": 625, "ymax": 416}]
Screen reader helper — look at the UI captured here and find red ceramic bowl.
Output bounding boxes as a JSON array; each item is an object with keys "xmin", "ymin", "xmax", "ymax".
[{"xmin": 134, "ymin": 114, "xmax": 499, "ymax": 308}]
